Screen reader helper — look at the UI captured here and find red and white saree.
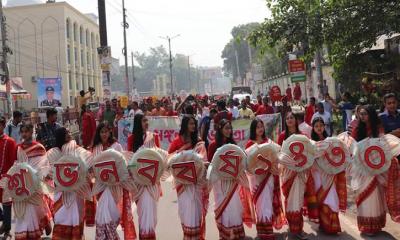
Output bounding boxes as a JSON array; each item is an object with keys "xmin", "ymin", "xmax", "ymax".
[{"xmin": 14, "ymin": 142, "xmax": 52, "ymax": 240}]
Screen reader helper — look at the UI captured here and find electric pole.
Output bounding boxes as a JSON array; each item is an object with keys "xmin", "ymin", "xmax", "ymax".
[
  {"xmin": 159, "ymin": 34, "xmax": 180, "ymax": 96},
  {"xmin": 131, "ymin": 52, "xmax": 135, "ymax": 95},
  {"xmin": 122, "ymin": 0, "xmax": 130, "ymax": 99},
  {"xmin": 187, "ymin": 55, "xmax": 190, "ymax": 91},
  {"xmin": 98, "ymin": 0, "xmax": 108, "ymax": 46},
  {"xmin": 0, "ymin": 0, "xmax": 12, "ymax": 115}
]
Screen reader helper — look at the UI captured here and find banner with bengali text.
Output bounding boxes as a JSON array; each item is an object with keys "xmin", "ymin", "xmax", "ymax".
[{"xmin": 118, "ymin": 114, "xmax": 281, "ymax": 150}]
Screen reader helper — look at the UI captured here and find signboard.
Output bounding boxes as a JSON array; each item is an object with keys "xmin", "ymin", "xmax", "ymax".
[
  {"xmin": 289, "ymin": 59, "xmax": 306, "ymax": 83},
  {"xmin": 37, "ymin": 78, "xmax": 62, "ymax": 108},
  {"xmin": 270, "ymin": 85, "xmax": 282, "ymax": 102}
]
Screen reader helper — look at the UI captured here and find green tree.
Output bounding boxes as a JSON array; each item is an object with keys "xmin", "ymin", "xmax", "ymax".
[{"xmin": 222, "ymin": 23, "xmax": 260, "ymax": 81}]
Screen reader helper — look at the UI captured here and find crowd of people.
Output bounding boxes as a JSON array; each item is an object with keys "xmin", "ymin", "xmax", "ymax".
[{"xmin": 0, "ymin": 90, "xmax": 398, "ymax": 240}]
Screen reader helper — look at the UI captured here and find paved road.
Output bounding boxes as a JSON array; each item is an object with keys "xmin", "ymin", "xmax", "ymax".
[{"xmin": 7, "ymin": 181, "xmax": 400, "ymax": 239}]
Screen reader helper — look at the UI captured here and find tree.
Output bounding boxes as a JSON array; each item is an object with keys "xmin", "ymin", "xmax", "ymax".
[
  {"xmin": 250, "ymin": 0, "xmax": 400, "ymax": 89},
  {"xmin": 222, "ymin": 23, "xmax": 260, "ymax": 81}
]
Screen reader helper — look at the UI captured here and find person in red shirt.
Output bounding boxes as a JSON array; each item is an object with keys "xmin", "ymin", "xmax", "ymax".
[
  {"xmin": 305, "ymin": 97, "xmax": 316, "ymax": 125},
  {"xmin": 286, "ymin": 84, "xmax": 293, "ymax": 103},
  {"xmin": 81, "ymin": 105, "xmax": 96, "ymax": 149},
  {"xmin": 213, "ymin": 100, "xmax": 232, "ymax": 130},
  {"xmin": 127, "ymin": 114, "xmax": 160, "ymax": 152},
  {"xmin": 165, "ymin": 104, "xmax": 178, "ymax": 116},
  {"xmin": 151, "ymin": 101, "xmax": 166, "ymax": 116},
  {"xmin": 256, "ymin": 96, "xmax": 275, "ymax": 116},
  {"xmin": 245, "ymin": 119, "xmax": 285, "ymax": 239},
  {"xmin": 253, "ymin": 95, "xmax": 262, "ymax": 112},
  {"xmin": 293, "ymin": 83, "xmax": 302, "ymax": 104},
  {"xmin": 0, "ymin": 117, "xmax": 16, "ymax": 236}
]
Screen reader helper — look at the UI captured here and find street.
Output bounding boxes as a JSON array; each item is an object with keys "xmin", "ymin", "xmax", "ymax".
[{"xmin": 77, "ymin": 180, "xmax": 400, "ymax": 240}]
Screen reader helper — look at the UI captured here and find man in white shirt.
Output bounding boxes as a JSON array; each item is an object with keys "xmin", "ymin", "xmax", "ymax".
[
  {"xmin": 5, "ymin": 110, "xmax": 23, "ymax": 143},
  {"xmin": 312, "ymin": 102, "xmax": 332, "ymax": 136},
  {"xmin": 227, "ymin": 100, "xmax": 239, "ymax": 119},
  {"xmin": 128, "ymin": 101, "xmax": 143, "ymax": 118}
]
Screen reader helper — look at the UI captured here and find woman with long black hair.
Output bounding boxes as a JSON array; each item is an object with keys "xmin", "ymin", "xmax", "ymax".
[
  {"xmin": 350, "ymin": 105, "xmax": 393, "ymax": 235},
  {"xmin": 207, "ymin": 119, "xmax": 249, "ymax": 239},
  {"xmin": 245, "ymin": 119, "xmax": 285, "ymax": 239},
  {"xmin": 127, "ymin": 114, "xmax": 160, "ymax": 152},
  {"xmin": 168, "ymin": 115, "xmax": 208, "ymax": 240},
  {"xmin": 91, "ymin": 123, "xmax": 136, "ymax": 239},
  {"xmin": 127, "ymin": 114, "xmax": 161, "ymax": 239},
  {"xmin": 278, "ymin": 112, "xmax": 318, "ymax": 240},
  {"xmin": 49, "ymin": 127, "xmax": 91, "ymax": 240}
]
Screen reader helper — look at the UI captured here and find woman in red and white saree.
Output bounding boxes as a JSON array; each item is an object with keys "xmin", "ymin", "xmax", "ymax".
[
  {"xmin": 311, "ymin": 118, "xmax": 348, "ymax": 234},
  {"xmin": 208, "ymin": 119, "xmax": 252, "ymax": 240},
  {"xmin": 128, "ymin": 114, "xmax": 161, "ymax": 240},
  {"xmin": 13, "ymin": 124, "xmax": 52, "ymax": 240},
  {"xmin": 245, "ymin": 119, "xmax": 285, "ymax": 240},
  {"xmin": 91, "ymin": 123, "xmax": 136, "ymax": 240},
  {"xmin": 350, "ymin": 105, "xmax": 400, "ymax": 235},
  {"xmin": 47, "ymin": 127, "xmax": 92, "ymax": 240},
  {"xmin": 278, "ymin": 112, "xmax": 318, "ymax": 240},
  {"xmin": 168, "ymin": 115, "xmax": 209, "ymax": 240}
]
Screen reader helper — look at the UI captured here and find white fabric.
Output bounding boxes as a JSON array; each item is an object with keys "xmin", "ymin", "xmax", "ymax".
[
  {"xmin": 137, "ymin": 187, "xmax": 158, "ymax": 234},
  {"xmin": 128, "ymin": 109, "xmax": 143, "ymax": 118},
  {"xmin": 248, "ymin": 175, "xmax": 274, "ymax": 222},
  {"xmin": 312, "ymin": 168, "xmax": 322, "ymax": 191},
  {"xmin": 15, "ymin": 203, "xmax": 41, "ymax": 234},
  {"xmin": 281, "ymin": 169, "xmax": 306, "ymax": 213},
  {"xmin": 213, "ymin": 180, "xmax": 243, "ymax": 227},
  {"xmin": 323, "ymin": 184, "xmax": 340, "ymax": 212},
  {"xmin": 54, "ymin": 192, "xmax": 83, "ymax": 226},
  {"xmin": 177, "ymin": 185, "xmax": 203, "ymax": 228},
  {"xmin": 228, "ymin": 106, "xmax": 239, "ymax": 119},
  {"xmin": 356, "ymin": 176, "xmax": 386, "ymax": 218},
  {"xmin": 96, "ymin": 188, "xmax": 120, "ymax": 225},
  {"xmin": 299, "ymin": 122, "xmax": 312, "ymax": 138}
]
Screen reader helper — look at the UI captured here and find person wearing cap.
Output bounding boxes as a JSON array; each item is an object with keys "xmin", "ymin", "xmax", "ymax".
[{"xmin": 40, "ymin": 86, "xmax": 61, "ymax": 107}]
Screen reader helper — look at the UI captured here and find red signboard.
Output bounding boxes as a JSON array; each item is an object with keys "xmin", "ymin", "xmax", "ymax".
[
  {"xmin": 288, "ymin": 60, "xmax": 306, "ymax": 73},
  {"xmin": 270, "ymin": 86, "xmax": 282, "ymax": 102}
]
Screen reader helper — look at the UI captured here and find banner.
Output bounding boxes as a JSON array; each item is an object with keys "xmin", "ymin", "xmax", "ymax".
[
  {"xmin": 118, "ymin": 117, "xmax": 134, "ymax": 150},
  {"xmin": 37, "ymin": 77, "xmax": 62, "ymax": 108},
  {"xmin": 208, "ymin": 113, "xmax": 282, "ymax": 148},
  {"xmin": 118, "ymin": 114, "xmax": 281, "ymax": 151}
]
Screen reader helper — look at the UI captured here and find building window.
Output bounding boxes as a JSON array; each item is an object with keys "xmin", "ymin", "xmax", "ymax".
[
  {"xmin": 91, "ymin": 33, "xmax": 95, "ymax": 48},
  {"xmin": 68, "ymin": 70, "xmax": 72, "ymax": 90},
  {"xmin": 66, "ymin": 19, "xmax": 70, "ymax": 38},
  {"xmin": 87, "ymin": 52, "xmax": 90, "ymax": 70},
  {"xmin": 88, "ymin": 75, "xmax": 92, "ymax": 87},
  {"xmin": 74, "ymin": 47, "xmax": 78, "ymax": 64},
  {"xmin": 92, "ymin": 53, "xmax": 95, "ymax": 69},
  {"xmin": 80, "ymin": 26, "xmax": 84, "ymax": 44},
  {"xmin": 75, "ymin": 72, "xmax": 79, "ymax": 90},
  {"xmin": 86, "ymin": 30, "xmax": 90, "ymax": 47},
  {"xmin": 67, "ymin": 45, "xmax": 71, "ymax": 64},
  {"xmin": 69, "ymin": 96, "xmax": 74, "ymax": 106},
  {"xmin": 81, "ymin": 74, "xmax": 85, "ymax": 91},
  {"xmin": 81, "ymin": 49, "xmax": 84, "ymax": 67},
  {"xmin": 73, "ymin": 23, "xmax": 78, "ymax": 42}
]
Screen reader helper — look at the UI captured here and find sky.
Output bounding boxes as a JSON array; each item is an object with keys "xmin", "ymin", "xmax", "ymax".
[{"xmin": 64, "ymin": 0, "xmax": 270, "ymax": 67}]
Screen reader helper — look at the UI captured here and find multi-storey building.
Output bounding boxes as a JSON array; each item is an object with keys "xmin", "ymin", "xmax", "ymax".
[{"xmin": 4, "ymin": 0, "xmax": 102, "ymax": 109}]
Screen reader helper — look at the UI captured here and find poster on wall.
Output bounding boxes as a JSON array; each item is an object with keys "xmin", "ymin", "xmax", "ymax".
[{"xmin": 37, "ymin": 78, "xmax": 62, "ymax": 108}]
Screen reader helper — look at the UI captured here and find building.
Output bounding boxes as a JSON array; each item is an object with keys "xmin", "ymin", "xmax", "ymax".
[
  {"xmin": 153, "ymin": 74, "xmax": 169, "ymax": 97},
  {"xmin": 4, "ymin": 0, "xmax": 102, "ymax": 110},
  {"xmin": 199, "ymin": 67, "xmax": 223, "ymax": 95}
]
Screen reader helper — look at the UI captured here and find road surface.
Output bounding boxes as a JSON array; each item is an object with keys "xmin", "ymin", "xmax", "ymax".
[{"xmin": 8, "ymin": 181, "xmax": 400, "ymax": 239}]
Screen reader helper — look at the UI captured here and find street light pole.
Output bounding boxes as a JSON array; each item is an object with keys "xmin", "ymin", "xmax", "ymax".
[
  {"xmin": 160, "ymin": 34, "xmax": 180, "ymax": 96},
  {"xmin": 122, "ymin": 0, "xmax": 130, "ymax": 99}
]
